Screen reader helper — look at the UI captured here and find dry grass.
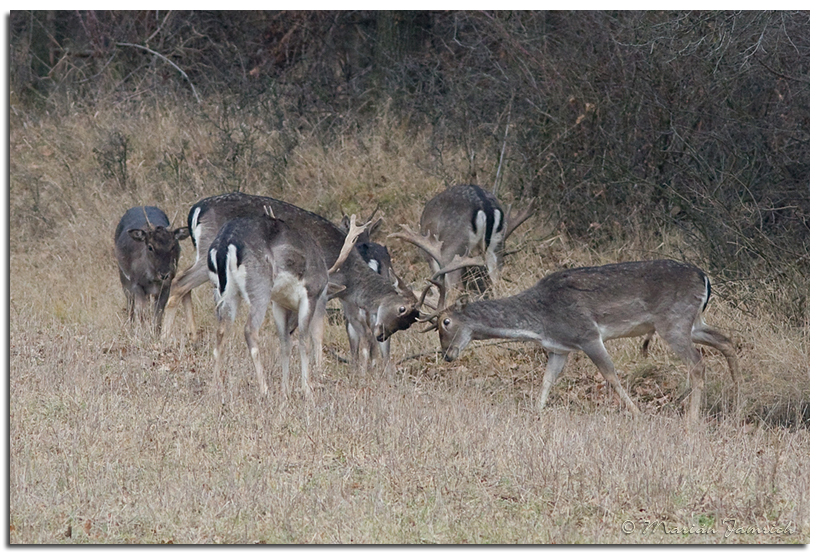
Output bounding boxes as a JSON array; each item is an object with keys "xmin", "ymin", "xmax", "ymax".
[{"xmin": 9, "ymin": 99, "xmax": 809, "ymax": 543}]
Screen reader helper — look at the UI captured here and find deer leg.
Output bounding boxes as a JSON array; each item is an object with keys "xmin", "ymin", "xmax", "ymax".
[
  {"xmin": 296, "ymin": 300, "xmax": 314, "ymax": 401},
  {"xmin": 346, "ymin": 319, "xmax": 363, "ymax": 373},
  {"xmin": 153, "ymin": 284, "xmax": 171, "ymax": 334},
  {"xmin": 244, "ymin": 296, "xmax": 270, "ymax": 398},
  {"xmin": 160, "ymin": 283, "xmax": 183, "ymax": 340},
  {"xmin": 378, "ymin": 337, "xmax": 394, "ymax": 378},
  {"xmin": 657, "ymin": 326, "xmax": 707, "ymax": 424},
  {"xmin": 692, "ymin": 322, "xmax": 740, "ymax": 386},
  {"xmin": 693, "ymin": 324, "xmax": 741, "ymax": 417},
  {"xmin": 361, "ymin": 338, "xmax": 372, "ymax": 374},
  {"xmin": 484, "ymin": 244, "xmax": 502, "ymax": 290},
  {"xmin": 124, "ymin": 288, "xmax": 136, "ymax": 322},
  {"xmin": 182, "ymin": 292, "xmax": 196, "ymax": 338},
  {"xmin": 583, "ymin": 340, "xmax": 641, "ymax": 415},
  {"xmin": 539, "ymin": 352, "xmax": 568, "ymax": 410},
  {"xmin": 310, "ymin": 297, "xmax": 327, "ymax": 380},
  {"xmin": 134, "ymin": 288, "xmax": 151, "ymax": 326},
  {"xmin": 161, "ymin": 260, "xmax": 209, "ymax": 341},
  {"xmin": 212, "ymin": 314, "xmax": 231, "ymax": 404},
  {"xmin": 270, "ymin": 302, "xmax": 291, "ymax": 400},
  {"xmin": 344, "ymin": 304, "xmax": 371, "ymax": 375}
]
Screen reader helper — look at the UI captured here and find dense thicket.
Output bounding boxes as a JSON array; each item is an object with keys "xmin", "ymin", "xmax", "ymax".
[{"xmin": 10, "ymin": 11, "xmax": 809, "ymax": 323}]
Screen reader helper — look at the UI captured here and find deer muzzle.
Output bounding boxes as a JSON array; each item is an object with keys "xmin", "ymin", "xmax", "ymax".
[{"xmin": 443, "ymin": 346, "xmax": 460, "ymax": 362}]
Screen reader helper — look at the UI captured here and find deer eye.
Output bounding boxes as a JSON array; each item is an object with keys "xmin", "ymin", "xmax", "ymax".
[
  {"xmin": 443, "ymin": 318, "xmax": 451, "ymax": 327},
  {"xmin": 398, "ymin": 306, "xmax": 406, "ymax": 314}
]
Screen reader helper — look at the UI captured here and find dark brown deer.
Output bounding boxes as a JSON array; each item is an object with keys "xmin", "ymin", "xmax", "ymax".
[{"xmin": 114, "ymin": 206, "xmax": 189, "ymax": 332}]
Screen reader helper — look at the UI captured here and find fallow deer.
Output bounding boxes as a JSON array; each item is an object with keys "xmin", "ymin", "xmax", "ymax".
[
  {"xmin": 208, "ymin": 207, "xmax": 366, "ymax": 401},
  {"xmin": 420, "ymin": 259, "xmax": 740, "ymax": 423},
  {"xmin": 114, "ymin": 206, "xmax": 189, "ymax": 332},
  {"xmin": 412, "ymin": 185, "xmax": 534, "ymax": 297},
  {"xmin": 160, "ymin": 193, "xmax": 421, "ymax": 356},
  {"xmin": 340, "ymin": 214, "xmax": 400, "ymax": 374}
]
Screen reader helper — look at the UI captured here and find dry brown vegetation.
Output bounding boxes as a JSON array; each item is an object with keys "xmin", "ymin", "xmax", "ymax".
[{"xmin": 9, "ymin": 98, "xmax": 809, "ymax": 544}]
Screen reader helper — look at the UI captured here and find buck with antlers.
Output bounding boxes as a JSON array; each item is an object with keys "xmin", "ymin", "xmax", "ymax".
[
  {"xmin": 406, "ymin": 185, "xmax": 534, "ymax": 297},
  {"xmin": 114, "ymin": 206, "xmax": 190, "ymax": 332},
  {"xmin": 340, "ymin": 213, "xmax": 402, "ymax": 373},
  {"xmin": 419, "ymin": 259, "xmax": 739, "ymax": 423},
  {"xmin": 160, "ymin": 192, "xmax": 422, "ymax": 361},
  {"xmin": 208, "ymin": 206, "xmax": 366, "ymax": 401}
]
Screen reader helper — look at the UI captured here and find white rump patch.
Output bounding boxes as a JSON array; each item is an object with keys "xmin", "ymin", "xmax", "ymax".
[
  {"xmin": 191, "ymin": 207, "xmax": 203, "ymax": 262},
  {"xmin": 208, "ymin": 249, "xmax": 219, "ymax": 288},
  {"xmin": 210, "ymin": 243, "xmax": 246, "ymax": 322},
  {"xmin": 700, "ymin": 275, "xmax": 711, "ymax": 311},
  {"xmin": 488, "ymin": 208, "xmax": 504, "ymax": 251},
  {"xmin": 270, "ymin": 271, "xmax": 309, "ymax": 312},
  {"xmin": 470, "ymin": 210, "xmax": 487, "ymax": 253}
]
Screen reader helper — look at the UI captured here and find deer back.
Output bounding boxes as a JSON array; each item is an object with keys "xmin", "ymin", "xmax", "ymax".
[
  {"xmin": 532, "ymin": 260, "xmax": 709, "ymax": 332},
  {"xmin": 420, "ymin": 185, "xmax": 505, "ymax": 261},
  {"xmin": 190, "ymin": 192, "xmax": 419, "ymax": 335},
  {"xmin": 208, "ymin": 215, "xmax": 328, "ymax": 308},
  {"xmin": 440, "ymin": 260, "xmax": 711, "ymax": 350},
  {"xmin": 190, "ymin": 192, "xmax": 343, "ymax": 267}
]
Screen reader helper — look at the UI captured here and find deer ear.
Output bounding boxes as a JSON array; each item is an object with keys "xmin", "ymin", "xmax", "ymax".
[
  {"xmin": 388, "ymin": 267, "xmax": 400, "ymax": 290},
  {"xmin": 389, "ymin": 267, "xmax": 414, "ymax": 295},
  {"xmin": 128, "ymin": 229, "xmax": 147, "ymax": 242},
  {"xmin": 454, "ymin": 294, "xmax": 470, "ymax": 311},
  {"xmin": 174, "ymin": 227, "xmax": 190, "ymax": 241},
  {"xmin": 369, "ymin": 218, "xmax": 383, "ymax": 236},
  {"xmin": 326, "ymin": 283, "xmax": 346, "ymax": 300}
]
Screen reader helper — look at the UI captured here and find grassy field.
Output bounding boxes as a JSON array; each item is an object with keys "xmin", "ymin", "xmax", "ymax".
[{"xmin": 9, "ymin": 100, "xmax": 809, "ymax": 543}]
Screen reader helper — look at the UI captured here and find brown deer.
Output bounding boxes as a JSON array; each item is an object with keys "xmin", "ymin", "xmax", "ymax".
[
  {"xmin": 160, "ymin": 193, "xmax": 422, "ymax": 359},
  {"xmin": 339, "ymin": 214, "xmax": 401, "ymax": 374},
  {"xmin": 419, "ymin": 259, "xmax": 740, "ymax": 423},
  {"xmin": 403, "ymin": 185, "xmax": 534, "ymax": 299},
  {"xmin": 208, "ymin": 207, "xmax": 366, "ymax": 401}
]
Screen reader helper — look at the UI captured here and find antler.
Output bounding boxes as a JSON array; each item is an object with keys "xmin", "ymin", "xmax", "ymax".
[
  {"xmin": 390, "ymin": 223, "xmax": 484, "ymax": 320},
  {"xmin": 416, "ymin": 279, "xmax": 447, "ymax": 331},
  {"xmin": 142, "ymin": 206, "xmax": 155, "ymax": 230},
  {"xmin": 416, "ymin": 278, "xmax": 445, "ymax": 311},
  {"xmin": 342, "ymin": 205, "xmax": 381, "ymax": 244},
  {"xmin": 388, "ymin": 224, "xmax": 447, "ymax": 268},
  {"xmin": 504, "ymin": 198, "xmax": 535, "ymax": 239},
  {"xmin": 167, "ymin": 209, "xmax": 180, "ymax": 229},
  {"xmin": 430, "ymin": 252, "xmax": 486, "ymax": 282},
  {"xmin": 415, "ymin": 253, "xmax": 484, "ymax": 331},
  {"xmin": 328, "ymin": 214, "xmax": 368, "ymax": 274}
]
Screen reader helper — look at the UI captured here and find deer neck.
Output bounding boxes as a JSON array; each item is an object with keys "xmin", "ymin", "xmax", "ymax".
[{"xmin": 337, "ymin": 255, "xmax": 399, "ymax": 309}]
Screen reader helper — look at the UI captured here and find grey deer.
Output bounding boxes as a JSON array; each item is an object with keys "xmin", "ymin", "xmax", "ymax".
[
  {"xmin": 160, "ymin": 193, "xmax": 422, "ymax": 358},
  {"xmin": 340, "ymin": 213, "xmax": 403, "ymax": 374},
  {"xmin": 400, "ymin": 185, "xmax": 534, "ymax": 298},
  {"xmin": 208, "ymin": 207, "xmax": 365, "ymax": 400},
  {"xmin": 114, "ymin": 206, "xmax": 189, "ymax": 332},
  {"xmin": 421, "ymin": 259, "xmax": 739, "ymax": 423}
]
